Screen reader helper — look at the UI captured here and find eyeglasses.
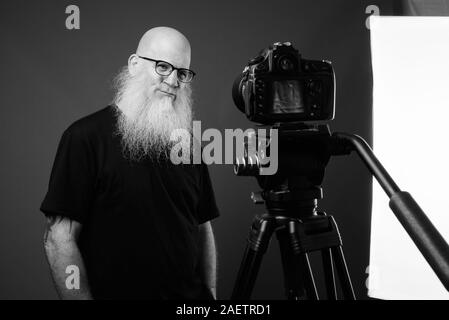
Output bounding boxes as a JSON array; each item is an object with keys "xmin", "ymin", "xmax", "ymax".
[{"xmin": 137, "ymin": 55, "xmax": 196, "ymax": 83}]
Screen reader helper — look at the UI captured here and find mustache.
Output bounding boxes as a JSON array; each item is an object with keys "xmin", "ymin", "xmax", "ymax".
[{"xmin": 157, "ymin": 84, "xmax": 177, "ymax": 97}]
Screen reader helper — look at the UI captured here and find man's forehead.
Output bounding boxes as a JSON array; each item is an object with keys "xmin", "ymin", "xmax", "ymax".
[{"xmin": 147, "ymin": 41, "xmax": 190, "ymax": 68}]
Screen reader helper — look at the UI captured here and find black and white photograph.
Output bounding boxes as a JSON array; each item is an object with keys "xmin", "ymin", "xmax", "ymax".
[{"xmin": 1, "ymin": 0, "xmax": 449, "ymax": 309}]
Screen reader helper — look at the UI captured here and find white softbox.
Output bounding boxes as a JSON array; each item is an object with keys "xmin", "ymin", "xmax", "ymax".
[{"xmin": 369, "ymin": 16, "xmax": 449, "ymax": 300}]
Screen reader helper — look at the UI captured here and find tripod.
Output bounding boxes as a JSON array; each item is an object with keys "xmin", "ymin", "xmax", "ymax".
[
  {"xmin": 231, "ymin": 183, "xmax": 356, "ymax": 300},
  {"xmin": 232, "ymin": 123, "xmax": 356, "ymax": 300},
  {"xmin": 232, "ymin": 123, "xmax": 449, "ymax": 299}
]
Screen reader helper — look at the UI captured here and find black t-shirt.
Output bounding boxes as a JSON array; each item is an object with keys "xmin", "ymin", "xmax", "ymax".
[{"xmin": 40, "ymin": 106, "xmax": 220, "ymax": 299}]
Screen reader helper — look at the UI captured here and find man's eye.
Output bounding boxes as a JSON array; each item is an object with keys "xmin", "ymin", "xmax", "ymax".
[
  {"xmin": 178, "ymin": 71, "xmax": 187, "ymax": 80},
  {"xmin": 157, "ymin": 63, "xmax": 171, "ymax": 72}
]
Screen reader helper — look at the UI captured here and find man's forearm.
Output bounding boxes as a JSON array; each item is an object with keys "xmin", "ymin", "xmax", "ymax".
[
  {"xmin": 198, "ymin": 222, "xmax": 217, "ymax": 298},
  {"xmin": 45, "ymin": 239, "xmax": 92, "ymax": 299}
]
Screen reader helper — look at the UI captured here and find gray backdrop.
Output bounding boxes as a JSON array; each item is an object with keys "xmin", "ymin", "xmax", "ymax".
[{"xmin": 0, "ymin": 0, "xmax": 398, "ymax": 299}]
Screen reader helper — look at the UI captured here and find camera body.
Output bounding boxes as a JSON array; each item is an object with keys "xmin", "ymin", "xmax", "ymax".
[{"xmin": 232, "ymin": 42, "xmax": 336, "ymax": 125}]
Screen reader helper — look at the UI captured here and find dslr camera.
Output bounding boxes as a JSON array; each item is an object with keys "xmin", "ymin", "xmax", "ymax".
[{"xmin": 232, "ymin": 42, "xmax": 335, "ymax": 125}]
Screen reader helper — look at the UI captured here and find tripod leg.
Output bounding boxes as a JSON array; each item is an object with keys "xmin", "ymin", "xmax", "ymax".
[
  {"xmin": 297, "ymin": 252, "xmax": 319, "ymax": 300},
  {"xmin": 276, "ymin": 226, "xmax": 307, "ymax": 300},
  {"xmin": 321, "ymin": 248, "xmax": 337, "ymax": 300},
  {"xmin": 232, "ymin": 216, "xmax": 275, "ymax": 300},
  {"xmin": 331, "ymin": 246, "xmax": 356, "ymax": 300},
  {"xmin": 286, "ymin": 220, "xmax": 319, "ymax": 300}
]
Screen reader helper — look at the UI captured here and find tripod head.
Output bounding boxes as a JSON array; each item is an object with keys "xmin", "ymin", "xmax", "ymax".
[{"xmin": 234, "ymin": 123, "xmax": 345, "ymax": 219}]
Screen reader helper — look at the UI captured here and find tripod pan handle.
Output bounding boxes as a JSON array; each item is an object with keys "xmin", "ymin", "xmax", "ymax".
[{"xmin": 389, "ymin": 191, "xmax": 449, "ymax": 291}]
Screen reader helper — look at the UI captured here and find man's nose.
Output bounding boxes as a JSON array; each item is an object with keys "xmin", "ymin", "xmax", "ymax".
[{"xmin": 163, "ymin": 71, "xmax": 179, "ymax": 88}]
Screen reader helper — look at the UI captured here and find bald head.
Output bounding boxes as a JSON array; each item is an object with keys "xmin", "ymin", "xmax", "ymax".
[{"xmin": 136, "ymin": 27, "xmax": 191, "ymax": 69}]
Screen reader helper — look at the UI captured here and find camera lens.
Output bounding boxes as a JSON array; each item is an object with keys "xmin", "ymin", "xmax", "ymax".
[{"xmin": 279, "ymin": 56, "xmax": 294, "ymax": 71}]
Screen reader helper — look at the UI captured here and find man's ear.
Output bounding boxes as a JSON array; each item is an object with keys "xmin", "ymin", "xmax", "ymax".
[{"xmin": 128, "ymin": 54, "xmax": 140, "ymax": 76}]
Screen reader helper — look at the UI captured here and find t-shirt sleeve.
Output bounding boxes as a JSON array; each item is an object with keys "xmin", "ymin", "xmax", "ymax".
[
  {"xmin": 40, "ymin": 125, "xmax": 95, "ymax": 224},
  {"xmin": 197, "ymin": 163, "xmax": 220, "ymax": 224}
]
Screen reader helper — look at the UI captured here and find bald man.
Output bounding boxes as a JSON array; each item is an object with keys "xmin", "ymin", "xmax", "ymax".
[{"xmin": 40, "ymin": 27, "xmax": 219, "ymax": 300}]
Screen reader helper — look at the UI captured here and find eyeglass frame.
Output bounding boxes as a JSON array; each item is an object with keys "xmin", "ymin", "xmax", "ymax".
[{"xmin": 137, "ymin": 55, "xmax": 196, "ymax": 83}]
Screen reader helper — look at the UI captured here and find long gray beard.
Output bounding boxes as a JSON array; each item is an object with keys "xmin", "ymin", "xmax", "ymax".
[{"xmin": 112, "ymin": 66, "xmax": 193, "ymax": 162}]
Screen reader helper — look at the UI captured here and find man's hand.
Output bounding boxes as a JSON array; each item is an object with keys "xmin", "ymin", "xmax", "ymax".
[{"xmin": 43, "ymin": 216, "xmax": 93, "ymax": 300}]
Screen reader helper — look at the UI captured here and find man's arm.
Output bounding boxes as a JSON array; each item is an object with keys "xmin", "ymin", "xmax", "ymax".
[
  {"xmin": 43, "ymin": 216, "xmax": 93, "ymax": 300},
  {"xmin": 198, "ymin": 221, "xmax": 217, "ymax": 299}
]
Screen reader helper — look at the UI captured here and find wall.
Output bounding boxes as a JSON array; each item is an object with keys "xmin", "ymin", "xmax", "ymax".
[{"xmin": 0, "ymin": 0, "xmax": 397, "ymax": 299}]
